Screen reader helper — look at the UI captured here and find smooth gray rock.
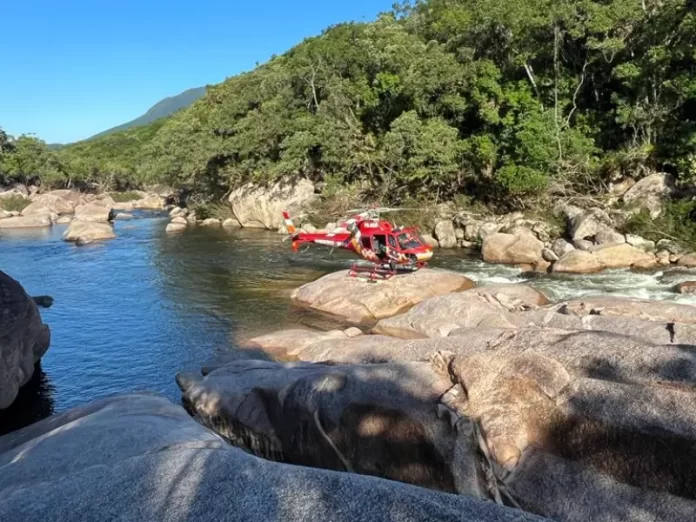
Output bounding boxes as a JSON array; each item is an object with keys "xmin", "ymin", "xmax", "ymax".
[{"xmin": 0, "ymin": 394, "xmax": 544, "ymax": 522}]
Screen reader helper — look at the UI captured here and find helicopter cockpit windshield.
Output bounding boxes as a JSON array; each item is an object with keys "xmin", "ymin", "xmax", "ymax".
[{"xmin": 396, "ymin": 232, "xmax": 423, "ymax": 250}]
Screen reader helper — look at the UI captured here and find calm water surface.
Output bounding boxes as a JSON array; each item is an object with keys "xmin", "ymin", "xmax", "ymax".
[{"xmin": 2, "ymin": 212, "xmax": 695, "ymax": 433}]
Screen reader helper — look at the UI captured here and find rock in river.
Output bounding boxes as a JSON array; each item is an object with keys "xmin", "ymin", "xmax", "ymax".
[
  {"xmin": 74, "ymin": 202, "xmax": 114, "ymax": 223},
  {"xmin": 0, "ymin": 214, "xmax": 52, "ymax": 229},
  {"xmin": 62, "ymin": 220, "xmax": 115, "ymax": 245},
  {"xmin": 291, "ymin": 269, "xmax": 474, "ymax": 323},
  {"xmin": 0, "ymin": 394, "xmax": 542, "ymax": 522},
  {"xmin": 0, "ymin": 271, "xmax": 51, "ymax": 409},
  {"xmin": 482, "ymin": 231, "xmax": 544, "ymax": 265}
]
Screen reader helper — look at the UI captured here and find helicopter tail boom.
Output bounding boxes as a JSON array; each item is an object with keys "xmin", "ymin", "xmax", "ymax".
[{"xmin": 282, "ymin": 211, "xmax": 297, "ymax": 235}]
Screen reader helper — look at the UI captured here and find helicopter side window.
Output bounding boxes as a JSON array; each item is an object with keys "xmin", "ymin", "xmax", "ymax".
[
  {"xmin": 397, "ymin": 233, "xmax": 422, "ymax": 250},
  {"xmin": 388, "ymin": 235, "xmax": 398, "ymax": 250},
  {"xmin": 361, "ymin": 237, "xmax": 371, "ymax": 250}
]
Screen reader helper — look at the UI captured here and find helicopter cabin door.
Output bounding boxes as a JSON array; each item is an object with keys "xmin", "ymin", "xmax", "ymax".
[{"xmin": 373, "ymin": 235, "xmax": 388, "ymax": 259}]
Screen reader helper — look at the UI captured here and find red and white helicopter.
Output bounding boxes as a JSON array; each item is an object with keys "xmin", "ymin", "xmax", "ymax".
[{"xmin": 282, "ymin": 207, "xmax": 433, "ymax": 279}]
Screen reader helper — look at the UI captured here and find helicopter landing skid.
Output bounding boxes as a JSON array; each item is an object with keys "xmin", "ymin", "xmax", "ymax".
[
  {"xmin": 348, "ymin": 262, "xmax": 424, "ymax": 282},
  {"xmin": 349, "ymin": 263, "xmax": 397, "ymax": 282}
]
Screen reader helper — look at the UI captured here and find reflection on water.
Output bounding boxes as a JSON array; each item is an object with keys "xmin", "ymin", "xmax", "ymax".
[
  {"xmin": 1, "ymin": 213, "xmax": 696, "ymax": 434},
  {"xmin": 0, "ymin": 365, "xmax": 55, "ymax": 436}
]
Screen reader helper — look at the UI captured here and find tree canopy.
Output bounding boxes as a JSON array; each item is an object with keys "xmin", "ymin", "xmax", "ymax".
[{"xmin": 2, "ymin": 0, "xmax": 694, "ymax": 209}]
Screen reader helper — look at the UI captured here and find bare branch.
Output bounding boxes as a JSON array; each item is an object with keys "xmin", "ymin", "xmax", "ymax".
[{"xmin": 565, "ymin": 58, "xmax": 590, "ymax": 128}]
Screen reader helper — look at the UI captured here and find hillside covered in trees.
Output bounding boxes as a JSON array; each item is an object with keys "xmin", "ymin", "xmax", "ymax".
[{"xmin": 1, "ymin": 0, "xmax": 695, "ymax": 210}]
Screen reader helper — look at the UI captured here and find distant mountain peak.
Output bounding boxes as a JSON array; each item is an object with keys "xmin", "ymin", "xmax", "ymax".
[{"xmin": 88, "ymin": 86, "xmax": 207, "ymax": 140}]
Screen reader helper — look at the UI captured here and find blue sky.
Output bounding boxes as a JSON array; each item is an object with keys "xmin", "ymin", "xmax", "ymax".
[{"xmin": 0, "ymin": 0, "xmax": 394, "ymax": 144}]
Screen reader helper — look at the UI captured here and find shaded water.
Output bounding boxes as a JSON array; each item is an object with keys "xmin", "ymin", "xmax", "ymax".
[{"xmin": 1, "ymin": 212, "xmax": 696, "ymax": 433}]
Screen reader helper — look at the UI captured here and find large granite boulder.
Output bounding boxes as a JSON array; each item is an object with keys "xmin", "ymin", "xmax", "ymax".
[
  {"xmin": 0, "ymin": 394, "xmax": 541, "ymax": 522},
  {"xmin": 0, "ymin": 214, "xmax": 52, "ymax": 229},
  {"xmin": 0, "ymin": 271, "xmax": 50, "ymax": 409},
  {"xmin": 74, "ymin": 202, "xmax": 114, "ymax": 223},
  {"xmin": 25, "ymin": 190, "xmax": 84, "ymax": 215},
  {"xmin": 373, "ymin": 285, "xmax": 546, "ymax": 339},
  {"xmin": 291, "ymin": 269, "xmax": 474, "ymax": 324},
  {"xmin": 566, "ymin": 207, "xmax": 615, "ymax": 241},
  {"xmin": 130, "ymin": 193, "xmax": 164, "ymax": 210},
  {"xmin": 482, "ymin": 231, "xmax": 544, "ymax": 266},
  {"xmin": 177, "ymin": 360, "xmax": 482, "ymax": 496},
  {"xmin": 229, "ymin": 178, "xmax": 316, "ymax": 229},
  {"xmin": 623, "ymin": 173, "xmax": 674, "ymax": 218},
  {"xmin": 63, "ymin": 220, "xmax": 115, "ymax": 245},
  {"xmin": 178, "ymin": 352, "xmax": 696, "ymax": 521},
  {"xmin": 434, "ymin": 220, "xmax": 457, "ymax": 248},
  {"xmin": 553, "ymin": 244, "xmax": 655, "ymax": 273}
]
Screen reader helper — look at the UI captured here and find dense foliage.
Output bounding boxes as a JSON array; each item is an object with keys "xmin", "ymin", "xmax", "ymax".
[{"xmin": 2, "ymin": 0, "xmax": 695, "ymax": 209}]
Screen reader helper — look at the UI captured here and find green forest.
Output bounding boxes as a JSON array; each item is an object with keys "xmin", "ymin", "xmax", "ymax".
[{"xmin": 1, "ymin": 0, "xmax": 695, "ymax": 210}]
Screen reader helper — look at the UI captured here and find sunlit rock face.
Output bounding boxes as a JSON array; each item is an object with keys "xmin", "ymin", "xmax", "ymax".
[
  {"xmin": 0, "ymin": 394, "xmax": 547, "ymax": 522},
  {"xmin": 291, "ymin": 269, "xmax": 474, "ymax": 324}
]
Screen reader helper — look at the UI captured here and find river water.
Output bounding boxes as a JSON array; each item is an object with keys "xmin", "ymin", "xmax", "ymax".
[{"xmin": 1, "ymin": 211, "xmax": 695, "ymax": 433}]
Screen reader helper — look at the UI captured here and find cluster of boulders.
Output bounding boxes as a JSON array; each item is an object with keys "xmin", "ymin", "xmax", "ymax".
[
  {"xmin": 415, "ymin": 173, "xmax": 696, "ymax": 276},
  {"xmin": 177, "ymin": 269, "xmax": 696, "ymax": 521},
  {"xmin": 164, "ymin": 206, "xmax": 238, "ymax": 233},
  {"xmin": 0, "ymin": 188, "xmax": 168, "ymax": 245}
]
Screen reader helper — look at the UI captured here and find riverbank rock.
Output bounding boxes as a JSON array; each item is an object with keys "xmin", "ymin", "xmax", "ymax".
[
  {"xmin": 0, "ymin": 214, "xmax": 52, "ymax": 229},
  {"xmin": 74, "ymin": 202, "xmax": 114, "ymax": 223},
  {"xmin": 553, "ymin": 250, "xmax": 603, "ymax": 273},
  {"xmin": 130, "ymin": 193, "xmax": 164, "ymax": 210},
  {"xmin": 675, "ymin": 282, "xmax": 696, "ymax": 295},
  {"xmin": 54, "ymin": 215, "xmax": 72, "ymax": 224},
  {"xmin": 177, "ymin": 360, "xmax": 480, "ymax": 496},
  {"xmin": 169, "ymin": 206, "xmax": 188, "ymax": 218},
  {"xmin": 0, "ymin": 394, "xmax": 540, "ymax": 522},
  {"xmin": 200, "ymin": 218, "xmax": 221, "ymax": 227},
  {"xmin": 592, "ymin": 243, "xmax": 656, "ymax": 269},
  {"xmin": 229, "ymin": 178, "xmax": 316, "ymax": 229},
  {"xmin": 553, "ymin": 244, "xmax": 655, "ymax": 273},
  {"xmin": 62, "ymin": 220, "xmax": 115, "ymax": 245},
  {"xmin": 244, "ymin": 329, "xmax": 353, "ymax": 360},
  {"xmin": 434, "ymin": 220, "xmax": 457, "ymax": 248},
  {"xmin": 171, "ymin": 216, "xmax": 187, "ymax": 225},
  {"xmin": 625, "ymin": 234, "xmax": 655, "ymax": 252},
  {"xmin": 23, "ymin": 191, "xmax": 82, "ymax": 215},
  {"xmin": 551, "ymin": 238, "xmax": 574, "ymax": 258},
  {"xmin": 222, "ymin": 217, "xmax": 239, "ymax": 228},
  {"xmin": 0, "ymin": 271, "xmax": 51, "ymax": 409},
  {"xmin": 482, "ymin": 231, "xmax": 544, "ymax": 265},
  {"xmin": 566, "ymin": 207, "xmax": 614, "ymax": 241},
  {"xmin": 623, "ymin": 173, "xmax": 674, "ymax": 218},
  {"xmin": 165, "ymin": 221, "xmax": 187, "ymax": 233},
  {"xmin": 291, "ymin": 269, "xmax": 474, "ymax": 323},
  {"xmin": 678, "ymin": 254, "xmax": 696, "ymax": 268},
  {"xmin": 373, "ymin": 285, "xmax": 546, "ymax": 339}
]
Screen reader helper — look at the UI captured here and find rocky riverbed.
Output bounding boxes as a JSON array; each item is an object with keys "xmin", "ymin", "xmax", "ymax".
[{"xmin": 3, "ymin": 179, "xmax": 696, "ymax": 521}]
